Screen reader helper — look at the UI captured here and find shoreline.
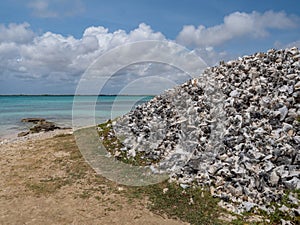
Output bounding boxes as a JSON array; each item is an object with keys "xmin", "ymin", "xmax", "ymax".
[
  {"xmin": 0, "ymin": 128, "xmax": 74, "ymax": 145},
  {"xmin": 0, "ymin": 123, "xmax": 99, "ymax": 145},
  {"xmin": 0, "ymin": 119, "xmax": 73, "ymax": 142}
]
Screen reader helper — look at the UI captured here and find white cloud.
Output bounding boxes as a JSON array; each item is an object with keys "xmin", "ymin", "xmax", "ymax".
[
  {"xmin": 28, "ymin": 0, "xmax": 85, "ymax": 18},
  {"xmin": 0, "ymin": 23, "xmax": 34, "ymax": 44},
  {"xmin": 82, "ymin": 23, "xmax": 165, "ymax": 50},
  {"xmin": 129, "ymin": 23, "xmax": 165, "ymax": 41},
  {"xmin": 2, "ymin": 10, "xmax": 299, "ymax": 94},
  {"xmin": 0, "ymin": 23, "xmax": 166, "ymax": 83},
  {"xmin": 100, "ymin": 63, "xmax": 190, "ymax": 95},
  {"xmin": 176, "ymin": 10, "xmax": 298, "ymax": 48},
  {"xmin": 191, "ymin": 47, "xmax": 231, "ymax": 67}
]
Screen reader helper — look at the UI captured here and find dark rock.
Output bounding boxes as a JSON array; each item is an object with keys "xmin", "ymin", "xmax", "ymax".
[
  {"xmin": 29, "ymin": 121, "xmax": 61, "ymax": 133},
  {"xmin": 20, "ymin": 119, "xmax": 62, "ymax": 135},
  {"xmin": 21, "ymin": 118, "xmax": 46, "ymax": 124},
  {"xmin": 17, "ymin": 131, "xmax": 30, "ymax": 137}
]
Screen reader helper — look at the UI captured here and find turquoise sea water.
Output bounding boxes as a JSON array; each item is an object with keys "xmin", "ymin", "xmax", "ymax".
[{"xmin": 0, "ymin": 95, "xmax": 153, "ymax": 138}]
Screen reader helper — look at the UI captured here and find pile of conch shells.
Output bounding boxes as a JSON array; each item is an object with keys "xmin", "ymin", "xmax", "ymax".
[{"xmin": 112, "ymin": 47, "xmax": 300, "ymax": 214}]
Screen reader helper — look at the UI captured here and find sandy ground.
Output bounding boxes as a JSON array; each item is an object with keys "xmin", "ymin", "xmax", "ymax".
[{"xmin": 0, "ymin": 130, "xmax": 187, "ymax": 225}]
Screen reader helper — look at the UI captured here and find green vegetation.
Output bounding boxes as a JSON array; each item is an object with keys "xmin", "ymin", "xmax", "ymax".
[
  {"xmin": 265, "ymin": 190, "xmax": 300, "ymax": 224},
  {"xmin": 128, "ymin": 182, "xmax": 224, "ymax": 225},
  {"xmin": 96, "ymin": 120, "xmax": 300, "ymax": 225},
  {"xmin": 97, "ymin": 120, "xmax": 159, "ymax": 166},
  {"xmin": 226, "ymin": 189, "xmax": 300, "ymax": 224},
  {"xmin": 97, "ymin": 120, "xmax": 226, "ymax": 224},
  {"xmin": 26, "ymin": 177, "xmax": 72, "ymax": 195},
  {"xmin": 26, "ymin": 124, "xmax": 299, "ymax": 224},
  {"xmin": 53, "ymin": 133, "xmax": 73, "ymax": 138}
]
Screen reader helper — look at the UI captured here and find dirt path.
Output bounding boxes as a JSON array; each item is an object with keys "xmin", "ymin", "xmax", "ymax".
[{"xmin": 0, "ymin": 132, "xmax": 187, "ymax": 225}]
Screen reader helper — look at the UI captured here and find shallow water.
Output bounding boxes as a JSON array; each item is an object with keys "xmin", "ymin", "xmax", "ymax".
[{"xmin": 0, "ymin": 95, "xmax": 153, "ymax": 138}]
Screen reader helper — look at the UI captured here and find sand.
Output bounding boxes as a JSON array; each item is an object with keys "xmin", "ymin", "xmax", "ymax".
[{"xmin": 0, "ymin": 130, "xmax": 187, "ymax": 225}]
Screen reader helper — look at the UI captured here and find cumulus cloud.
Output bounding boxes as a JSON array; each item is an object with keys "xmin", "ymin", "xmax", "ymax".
[
  {"xmin": 28, "ymin": 0, "xmax": 85, "ymax": 18},
  {"xmin": 177, "ymin": 10, "xmax": 299, "ymax": 48},
  {"xmin": 191, "ymin": 47, "xmax": 232, "ymax": 67},
  {"xmin": 0, "ymin": 23, "xmax": 34, "ymax": 44},
  {"xmin": 102, "ymin": 63, "xmax": 191, "ymax": 95},
  {"xmin": 0, "ymin": 22, "xmax": 167, "ymax": 85},
  {"xmin": 2, "ymin": 10, "xmax": 299, "ymax": 94}
]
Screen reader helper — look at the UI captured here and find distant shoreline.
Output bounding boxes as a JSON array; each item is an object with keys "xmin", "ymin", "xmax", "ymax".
[{"xmin": 0, "ymin": 95, "xmax": 155, "ymax": 139}]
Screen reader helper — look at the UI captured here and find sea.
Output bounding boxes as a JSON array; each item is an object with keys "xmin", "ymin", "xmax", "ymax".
[{"xmin": 0, "ymin": 95, "xmax": 153, "ymax": 138}]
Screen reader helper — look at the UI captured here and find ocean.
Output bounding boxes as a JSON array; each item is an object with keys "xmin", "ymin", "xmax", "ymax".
[{"xmin": 0, "ymin": 95, "xmax": 153, "ymax": 138}]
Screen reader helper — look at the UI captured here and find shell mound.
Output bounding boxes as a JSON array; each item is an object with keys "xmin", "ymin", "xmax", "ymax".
[{"xmin": 113, "ymin": 47, "xmax": 300, "ymax": 214}]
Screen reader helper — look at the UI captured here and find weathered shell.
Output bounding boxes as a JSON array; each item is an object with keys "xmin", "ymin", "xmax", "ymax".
[{"xmin": 113, "ymin": 47, "xmax": 300, "ymax": 214}]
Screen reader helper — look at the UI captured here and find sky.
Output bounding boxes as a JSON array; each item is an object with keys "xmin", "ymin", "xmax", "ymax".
[{"xmin": 0, "ymin": 0, "xmax": 300, "ymax": 94}]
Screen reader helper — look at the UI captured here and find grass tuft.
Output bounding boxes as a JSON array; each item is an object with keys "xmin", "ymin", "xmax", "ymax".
[
  {"xmin": 128, "ymin": 182, "xmax": 224, "ymax": 225},
  {"xmin": 97, "ymin": 120, "xmax": 159, "ymax": 166},
  {"xmin": 26, "ymin": 177, "xmax": 71, "ymax": 195}
]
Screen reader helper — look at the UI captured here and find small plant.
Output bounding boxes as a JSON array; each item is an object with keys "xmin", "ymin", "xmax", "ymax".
[
  {"xmin": 79, "ymin": 190, "xmax": 91, "ymax": 199},
  {"xmin": 97, "ymin": 120, "xmax": 159, "ymax": 166},
  {"xmin": 127, "ymin": 182, "xmax": 224, "ymax": 225},
  {"xmin": 53, "ymin": 133, "xmax": 72, "ymax": 138},
  {"xmin": 26, "ymin": 177, "xmax": 71, "ymax": 196}
]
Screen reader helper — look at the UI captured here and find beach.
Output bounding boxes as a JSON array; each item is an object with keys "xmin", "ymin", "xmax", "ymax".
[
  {"xmin": 0, "ymin": 95, "xmax": 153, "ymax": 138},
  {"xmin": 1, "ymin": 1, "xmax": 299, "ymax": 223},
  {"xmin": 0, "ymin": 130, "xmax": 186, "ymax": 225}
]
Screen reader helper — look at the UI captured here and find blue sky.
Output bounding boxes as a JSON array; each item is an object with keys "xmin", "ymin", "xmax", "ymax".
[{"xmin": 0, "ymin": 0, "xmax": 300, "ymax": 94}]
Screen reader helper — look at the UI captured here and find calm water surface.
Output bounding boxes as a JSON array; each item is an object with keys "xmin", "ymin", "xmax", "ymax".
[{"xmin": 0, "ymin": 95, "xmax": 153, "ymax": 137}]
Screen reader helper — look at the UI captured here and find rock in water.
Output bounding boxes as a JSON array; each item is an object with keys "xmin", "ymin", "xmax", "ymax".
[
  {"xmin": 111, "ymin": 47, "xmax": 300, "ymax": 214},
  {"xmin": 19, "ymin": 118, "xmax": 62, "ymax": 136},
  {"xmin": 29, "ymin": 120, "xmax": 60, "ymax": 133},
  {"xmin": 21, "ymin": 118, "xmax": 46, "ymax": 124}
]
